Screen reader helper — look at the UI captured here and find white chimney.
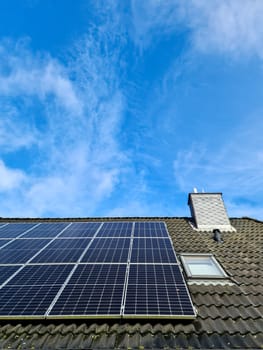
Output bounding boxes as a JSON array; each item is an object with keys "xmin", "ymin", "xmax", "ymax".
[{"xmin": 188, "ymin": 192, "xmax": 236, "ymax": 232}]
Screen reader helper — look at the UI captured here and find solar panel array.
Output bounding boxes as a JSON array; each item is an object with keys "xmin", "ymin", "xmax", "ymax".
[{"xmin": 0, "ymin": 221, "xmax": 196, "ymax": 319}]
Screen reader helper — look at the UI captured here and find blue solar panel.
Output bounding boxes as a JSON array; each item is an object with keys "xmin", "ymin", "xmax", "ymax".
[
  {"xmin": 22, "ymin": 223, "xmax": 69, "ymax": 238},
  {"xmin": 0, "ymin": 249, "xmax": 40, "ymax": 264},
  {"xmin": 97, "ymin": 222, "xmax": 133, "ymax": 237},
  {"xmin": 133, "ymin": 222, "xmax": 169, "ymax": 238},
  {"xmin": 0, "ymin": 220, "xmax": 196, "ymax": 319},
  {"xmin": 5, "ymin": 239, "xmax": 51, "ymax": 250},
  {"xmin": 49, "ymin": 264, "xmax": 126, "ymax": 316},
  {"xmin": 59, "ymin": 222, "xmax": 101, "ymax": 237},
  {"xmin": 0, "ymin": 266, "xmax": 21, "ymax": 285},
  {"xmin": 89, "ymin": 238, "xmax": 130, "ymax": 249},
  {"xmin": 31, "ymin": 249, "xmax": 85, "ymax": 263},
  {"xmin": 0, "ymin": 240, "xmax": 11, "ymax": 249},
  {"xmin": 45, "ymin": 238, "xmax": 90, "ymax": 249},
  {"xmin": 124, "ymin": 264, "xmax": 195, "ymax": 317},
  {"xmin": 81, "ymin": 248, "xmax": 129, "ymax": 263},
  {"xmin": 50, "ymin": 284, "xmax": 124, "ymax": 316},
  {"xmin": 0, "ymin": 223, "xmax": 38, "ymax": 238},
  {"xmin": 0, "ymin": 285, "xmax": 61, "ymax": 316},
  {"xmin": 131, "ymin": 238, "xmax": 177, "ymax": 263},
  {"xmin": 6, "ymin": 264, "xmax": 73, "ymax": 286},
  {"xmin": 81, "ymin": 238, "xmax": 130, "ymax": 263}
]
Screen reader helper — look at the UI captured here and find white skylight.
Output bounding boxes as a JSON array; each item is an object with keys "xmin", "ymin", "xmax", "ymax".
[{"xmin": 180, "ymin": 254, "xmax": 228, "ymax": 279}]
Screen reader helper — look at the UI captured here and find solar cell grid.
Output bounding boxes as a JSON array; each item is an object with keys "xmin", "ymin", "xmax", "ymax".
[
  {"xmin": 0, "ymin": 285, "xmax": 61, "ymax": 316},
  {"xmin": 124, "ymin": 284, "xmax": 191, "ymax": 316},
  {"xmin": 89, "ymin": 238, "xmax": 130, "ymax": 249},
  {"xmin": 68, "ymin": 264, "xmax": 126, "ymax": 285},
  {"xmin": 50, "ymin": 284, "xmax": 123, "ymax": 316},
  {"xmin": 0, "ymin": 220, "xmax": 196, "ymax": 319},
  {"xmin": 131, "ymin": 238, "xmax": 177, "ymax": 263},
  {"xmin": 124, "ymin": 263, "xmax": 195, "ymax": 317},
  {"xmin": 81, "ymin": 238, "xmax": 130, "ymax": 263},
  {"xmin": 7, "ymin": 264, "xmax": 73, "ymax": 286},
  {"xmin": 132, "ymin": 238, "xmax": 172, "ymax": 249},
  {"xmin": 0, "ymin": 223, "xmax": 38, "ymax": 238},
  {"xmin": 46, "ymin": 238, "xmax": 91, "ymax": 249},
  {"xmin": 59, "ymin": 222, "xmax": 101, "ymax": 237},
  {"xmin": 98, "ymin": 222, "xmax": 133, "ymax": 237},
  {"xmin": 133, "ymin": 222, "xmax": 168, "ymax": 238},
  {"xmin": 0, "ymin": 249, "xmax": 40, "ymax": 264},
  {"xmin": 31, "ymin": 249, "xmax": 85, "ymax": 263},
  {"xmin": 6, "ymin": 239, "xmax": 51, "ymax": 250},
  {"xmin": 23, "ymin": 223, "xmax": 69, "ymax": 238},
  {"xmin": 49, "ymin": 264, "xmax": 126, "ymax": 316},
  {"xmin": 0, "ymin": 240, "xmax": 11, "ymax": 249},
  {"xmin": 0, "ymin": 266, "xmax": 21, "ymax": 285},
  {"xmin": 128, "ymin": 264, "xmax": 184, "ymax": 285},
  {"xmin": 81, "ymin": 248, "xmax": 129, "ymax": 263}
]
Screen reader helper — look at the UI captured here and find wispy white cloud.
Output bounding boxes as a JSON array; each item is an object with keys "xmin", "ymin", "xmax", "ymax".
[
  {"xmin": 0, "ymin": 39, "xmax": 82, "ymax": 115},
  {"xmin": 0, "ymin": 9, "xmax": 129, "ymax": 217},
  {"xmin": 0, "ymin": 160, "xmax": 26, "ymax": 191},
  {"xmin": 130, "ymin": 0, "xmax": 181, "ymax": 49},
  {"xmin": 131, "ymin": 0, "xmax": 263, "ymax": 59},
  {"xmin": 180, "ymin": 0, "xmax": 263, "ymax": 59}
]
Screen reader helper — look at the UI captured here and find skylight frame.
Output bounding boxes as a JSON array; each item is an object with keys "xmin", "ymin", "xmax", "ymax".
[{"xmin": 180, "ymin": 253, "xmax": 228, "ymax": 279}]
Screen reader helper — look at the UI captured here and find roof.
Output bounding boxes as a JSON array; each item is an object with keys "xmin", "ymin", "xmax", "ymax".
[{"xmin": 0, "ymin": 216, "xmax": 262, "ymax": 349}]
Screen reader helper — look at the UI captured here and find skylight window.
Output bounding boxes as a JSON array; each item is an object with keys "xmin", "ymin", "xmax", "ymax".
[{"xmin": 180, "ymin": 254, "xmax": 227, "ymax": 279}]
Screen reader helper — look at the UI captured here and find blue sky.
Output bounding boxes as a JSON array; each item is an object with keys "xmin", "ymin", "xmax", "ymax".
[{"xmin": 0, "ymin": 0, "xmax": 263, "ymax": 219}]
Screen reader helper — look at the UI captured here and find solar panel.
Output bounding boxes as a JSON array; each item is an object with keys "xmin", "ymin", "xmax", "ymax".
[
  {"xmin": 134, "ymin": 222, "xmax": 169, "ymax": 238},
  {"xmin": 22, "ymin": 223, "xmax": 69, "ymax": 238},
  {"xmin": 0, "ymin": 249, "xmax": 41, "ymax": 264},
  {"xmin": 131, "ymin": 238, "xmax": 177, "ymax": 263},
  {"xmin": 0, "ymin": 266, "xmax": 21, "ymax": 285},
  {"xmin": 5, "ymin": 239, "xmax": 51, "ymax": 250},
  {"xmin": 124, "ymin": 264, "xmax": 195, "ymax": 317},
  {"xmin": 0, "ymin": 285, "xmax": 61, "ymax": 316},
  {"xmin": 31, "ymin": 249, "xmax": 85, "ymax": 263},
  {"xmin": 59, "ymin": 222, "xmax": 101, "ymax": 237},
  {"xmin": 97, "ymin": 222, "xmax": 133, "ymax": 237},
  {"xmin": 0, "ymin": 223, "xmax": 38, "ymax": 238},
  {"xmin": 81, "ymin": 238, "xmax": 130, "ymax": 263},
  {"xmin": 0, "ymin": 240, "xmax": 11, "ymax": 249},
  {"xmin": 6, "ymin": 264, "xmax": 73, "ymax": 286},
  {"xmin": 45, "ymin": 238, "xmax": 91, "ymax": 249},
  {"xmin": 0, "ymin": 221, "xmax": 196, "ymax": 319},
  {"xmin": 49, "ymin": 264, "xmax": 126, "ymax": 316}
]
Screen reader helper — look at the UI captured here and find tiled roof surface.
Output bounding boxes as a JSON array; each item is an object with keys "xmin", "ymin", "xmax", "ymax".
[{"xmin": 0, "ymin": 217, "xmax": 262, "ymax": 349}]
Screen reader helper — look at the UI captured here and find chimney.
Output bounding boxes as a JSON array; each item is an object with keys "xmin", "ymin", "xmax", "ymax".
[{"xmin": 188, "ymin": 192, "xmax": 236, "ymax": 232}]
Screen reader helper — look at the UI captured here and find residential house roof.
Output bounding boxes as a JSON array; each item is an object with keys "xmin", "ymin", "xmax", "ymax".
[{"xmin": 0, "ymin": 216, "xmax": 262, "ymax": 349}]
